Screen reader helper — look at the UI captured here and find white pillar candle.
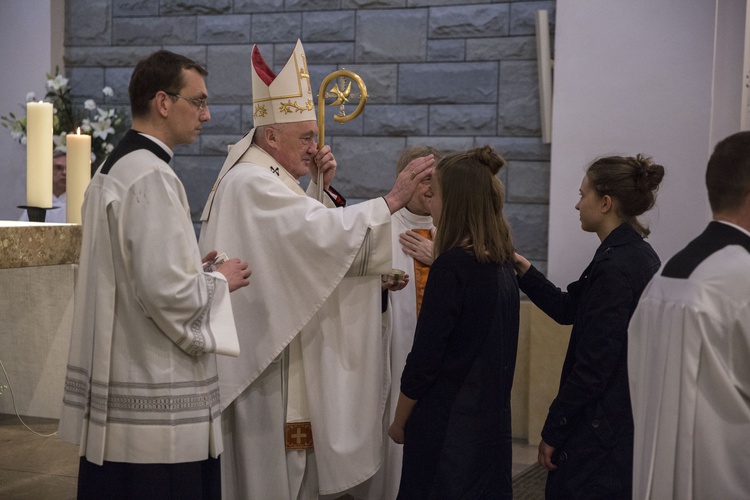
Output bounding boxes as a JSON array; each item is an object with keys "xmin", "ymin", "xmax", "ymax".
[
  {"xmin": 26, "ymin": 102, "xmax": 54, "ymax": 208},
  {"xmin": 66, "ymin": 129, "xmax": 91, "ymax": 224}
]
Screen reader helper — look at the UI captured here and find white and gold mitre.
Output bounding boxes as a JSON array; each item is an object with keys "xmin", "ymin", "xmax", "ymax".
[{"xmin": 251, "ymin": 39, "xmax": 315, "ymax": 127}]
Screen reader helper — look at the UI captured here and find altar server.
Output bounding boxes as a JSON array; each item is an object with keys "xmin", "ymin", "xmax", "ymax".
[
  {"xmin": 629, "ymin": 131, "xmax": 750, "ymax": 499},
  {"xmin": 58, "ymin": 50, "xmax": 250, "ymax": 499},
  {"xmin": 198, "ymin": 40, "xmax": 433, "ymax": 499}
]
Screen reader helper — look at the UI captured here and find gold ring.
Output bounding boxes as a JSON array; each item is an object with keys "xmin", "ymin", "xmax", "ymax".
[{"xmin": 410, "ymin": 171, "xmax": 416, "ymax": 180}]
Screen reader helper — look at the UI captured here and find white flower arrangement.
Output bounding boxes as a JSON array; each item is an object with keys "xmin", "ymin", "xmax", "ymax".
[{"xmin": 1, "ymin": 68, "xmax": 126, "ymax": 165}]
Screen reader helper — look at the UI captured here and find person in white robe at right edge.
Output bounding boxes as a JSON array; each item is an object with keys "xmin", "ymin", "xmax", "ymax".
[
  {"xmin": 628, "ymin": 131, "xmax": 750, "ymax": 499},
  {"xmin": 198, "ymin": 40, "xmax": 434, "ymax": 500}
]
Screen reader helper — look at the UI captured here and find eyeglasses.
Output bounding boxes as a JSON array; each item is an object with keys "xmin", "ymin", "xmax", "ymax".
[{"xmin": 165, "ymin": 92, "xmax": 208, "ymax": 110}]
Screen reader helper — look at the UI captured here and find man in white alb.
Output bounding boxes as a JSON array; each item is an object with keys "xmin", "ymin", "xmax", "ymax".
[
  {"xmin": 58, "ymin": 49, "xmax": 251, "ymax": 499},
  {"xmin": 628, "ymin": 131, "xmax": 750, "ymax": 499}
]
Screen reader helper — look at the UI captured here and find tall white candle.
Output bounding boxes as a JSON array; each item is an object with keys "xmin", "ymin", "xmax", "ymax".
[
  {"xmin": 26, "ymin": 102, "xmax": 54, "ymax": 208},
  {"xmin": 66, "ymin": 129, "xmax": 91, "ymax": 224}
]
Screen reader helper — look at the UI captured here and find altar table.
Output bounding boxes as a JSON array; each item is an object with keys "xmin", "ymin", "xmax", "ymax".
[{"xmin": 0, "ymin": 221, "xmax": 81, "ymax": 419}]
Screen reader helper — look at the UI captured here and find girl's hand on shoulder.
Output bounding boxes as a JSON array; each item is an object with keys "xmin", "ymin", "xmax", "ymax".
[{"xmin": 513, "ymin": 252, "xmax": 531, "ymax": 277}]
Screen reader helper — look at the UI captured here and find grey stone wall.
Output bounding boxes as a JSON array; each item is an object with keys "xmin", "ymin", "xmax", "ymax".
[{"xmin": 65, "ymin": 0, "xmax": 554, "ymax": 269}]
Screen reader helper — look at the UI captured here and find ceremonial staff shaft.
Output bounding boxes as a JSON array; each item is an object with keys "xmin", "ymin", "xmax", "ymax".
[{"xmin": 316, "ymin": 69, "xmax": 368, "ymax": 203}]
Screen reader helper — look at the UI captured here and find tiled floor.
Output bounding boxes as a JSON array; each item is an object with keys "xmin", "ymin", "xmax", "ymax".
[
  {"xmin": 0, "ymin": 414, "xmax": 78, "ymax": 499},
  {"xmin": 511, "ymin": 438, "xmax": 539, "ymax": 478},
  {"xmin": 0, "ymin": 413, "xmax": 541, "ymax": 499}
]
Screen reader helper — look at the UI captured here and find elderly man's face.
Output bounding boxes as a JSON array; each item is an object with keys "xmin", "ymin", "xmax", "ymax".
[
  {"xmin": 270, "ymin": 121, "xmax": 318, "ymax": 179},
  {"xmin": 52, "ymin": 155, "xmax": 66, "ymax": 197}
]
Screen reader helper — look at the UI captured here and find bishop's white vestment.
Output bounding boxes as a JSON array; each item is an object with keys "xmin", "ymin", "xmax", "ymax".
[
  {"xmin": 199, "ymin": 130, "xmax": 393, "ymax": 499},
  {"xmin": 58, "ymin": 130, "xmax": 240, "ymax": 467},
  {"xmin": 628, "ymin": 221, "xmax": 750, "ymax": 499}
]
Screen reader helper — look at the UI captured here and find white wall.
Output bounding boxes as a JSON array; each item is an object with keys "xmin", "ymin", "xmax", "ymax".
[
  {"xmin": 547, "ymin": 0, "xmax": 747, "ymax": 286},
  {"xmin": 0, "ymin": 0, "xmax": 56, "ymax": 220},
  {"xmin": 711, "ymin": 0, "xmax": 749, "ymax": 146}
]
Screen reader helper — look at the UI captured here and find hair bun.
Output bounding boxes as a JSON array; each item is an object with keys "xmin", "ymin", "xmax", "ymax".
[
  {"xmin": 468, "ymin": 145, "xmax": 507, "ymax": 175},
  {"xmin": 633, "ymin": 154, "xmax": 665, "ymax": 192}
]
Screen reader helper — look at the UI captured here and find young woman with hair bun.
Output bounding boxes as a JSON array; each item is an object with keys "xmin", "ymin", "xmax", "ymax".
[
  {"xmin": 514, "ymin": 154, "xmax": 665, "ymax": 499},
  {"xmin": 388, "ymin": 146, "xmax": 520, "ymax": 499}
]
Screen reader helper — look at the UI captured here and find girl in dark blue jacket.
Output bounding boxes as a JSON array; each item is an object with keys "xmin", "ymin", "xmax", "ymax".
[{"xmin": 514, "ymin": 155, "xmax": 665, "ymax": 499}]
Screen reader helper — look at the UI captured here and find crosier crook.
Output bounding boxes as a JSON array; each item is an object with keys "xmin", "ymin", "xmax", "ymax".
[{"xmin": 315, "ymin": 70, "xmax": 368, "ymax": 202}]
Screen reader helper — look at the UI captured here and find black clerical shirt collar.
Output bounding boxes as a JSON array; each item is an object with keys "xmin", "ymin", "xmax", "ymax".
[{"xmin": 99, "ymin": 129, "xmax": 172, "ymax": 175}]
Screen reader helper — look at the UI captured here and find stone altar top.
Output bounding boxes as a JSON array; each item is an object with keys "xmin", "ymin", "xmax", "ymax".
[{"xmin": 0, "ymin": 221, "xmax": 82, "ymax": 269}]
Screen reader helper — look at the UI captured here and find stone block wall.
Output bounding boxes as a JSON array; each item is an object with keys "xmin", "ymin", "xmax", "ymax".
[{"xmin": 65, "ymin": 0, "xmax": 555, "ymax": 269}]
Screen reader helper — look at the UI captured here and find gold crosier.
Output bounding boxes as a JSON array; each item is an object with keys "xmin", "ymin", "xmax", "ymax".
[{"xmin": 315, "ymin": 70, "xmax": 368, "ymax": 202}]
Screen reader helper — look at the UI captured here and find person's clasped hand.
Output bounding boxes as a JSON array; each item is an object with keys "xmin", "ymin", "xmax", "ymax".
[
  {"xmin": 382, "ymin": 273, "xmax": 410, "ymax": 292},
  {"xmin": 218, "ymin": 258, "xmax": 252, "ymax": 292},
  {"xmin": 203, "ymin": 250, "xmax": 252, "ymax": 292}
]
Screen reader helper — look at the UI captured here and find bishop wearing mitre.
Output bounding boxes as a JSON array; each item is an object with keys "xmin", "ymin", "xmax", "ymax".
[{"xmin": 198, "ymin": 40, "xmax": 433, "ymax": 499}]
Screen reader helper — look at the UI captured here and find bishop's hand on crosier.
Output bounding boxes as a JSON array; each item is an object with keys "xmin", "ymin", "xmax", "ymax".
[{"xmin": 311, "ymin": 144, "xmax": 336, "ymax": 191}]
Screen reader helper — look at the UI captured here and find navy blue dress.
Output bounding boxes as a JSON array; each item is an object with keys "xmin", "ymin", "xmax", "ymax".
[
  {"xmin": 519, "ymin": 223, "xmax": 660, "ymax": 499},
  {"xmin": 398, "ymin": 247, "xmax": 520, "ymax": 499}
]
